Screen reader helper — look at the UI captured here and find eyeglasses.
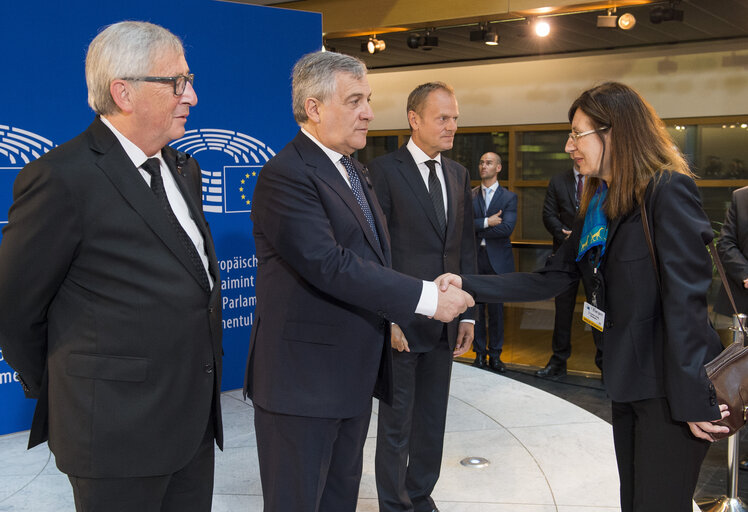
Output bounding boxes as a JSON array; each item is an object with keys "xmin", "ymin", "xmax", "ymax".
[
  {"xmin": 568, "ymin": 127, "xmax": 609, "ymax": 144},
  {"xmin": 120, "ymin": 74, "xmax": 195, "ymax": 95}
]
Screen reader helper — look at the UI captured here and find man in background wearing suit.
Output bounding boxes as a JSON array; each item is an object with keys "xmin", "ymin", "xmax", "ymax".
[
  {"xmin": 471, "ymin": 152, "xmax": 517, "ymax": 372},
  {"xmin": 245, "ymin": 53, "xmax": 473, "ymax": 512},
  {"xmin": 0, "ymin": 21, "xmax": 222, "ymax": 511},
  {"xmin": 369, "ymin": 82, "xmax": 477, "ymax": 512},
  {"xmin": 715, "ymin": 185, "xmax": 748, "ymax": 471},
  {"xmin": 539, "ymin": 166, "xmax": 587, "ymax": 378}
]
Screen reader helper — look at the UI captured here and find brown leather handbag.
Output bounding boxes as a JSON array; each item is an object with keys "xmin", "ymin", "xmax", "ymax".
[{"xmin": 641, "ymin": 201, "xmax": 748, "ymax": 440}]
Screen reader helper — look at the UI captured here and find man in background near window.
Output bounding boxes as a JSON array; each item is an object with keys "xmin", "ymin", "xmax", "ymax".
[
  {"xmin": 369, "ymin": 81, "xmax": 476, "ymax": 512},
  {"xmin": 471, "ymin": 152, "xmax": 517, "ymax": 372},
  {"xmin": 539, "ymin": 165, "xmax": 600, "ymax": 378},
  {"xmin": 714, "ymin": 185, "xmax": 748, "ymax": 471}
]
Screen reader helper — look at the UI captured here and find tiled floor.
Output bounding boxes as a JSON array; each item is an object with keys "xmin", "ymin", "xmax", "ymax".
[{"xmin": 0, "ymin": 362, "xmax": 708, "ymax": 511}]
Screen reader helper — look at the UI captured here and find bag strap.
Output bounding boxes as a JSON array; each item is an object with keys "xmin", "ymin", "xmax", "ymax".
[{"xmin": 640, "ymin": 200, "xmax": 747, "ymax": 335}]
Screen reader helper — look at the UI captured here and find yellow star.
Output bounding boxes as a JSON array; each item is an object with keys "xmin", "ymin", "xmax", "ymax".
[
  {"xmin": 239, "ymin": 187, "xmax": 244, "ymax": 192},
  {"xmin": 241, "ymin": 195, "xmax": 246, "ymax": 200},
  {"xmin": 246, "ymin": 200, "xmax": 251, "ymax": 205},
  {"xmin": 252, "ymin": 171, "xmax": 257, "ymax": 176},
  {"xmin": 240, "ymin": 179, "xmax": 245, "ymax": 184},
  {"xmin": 245, "ymin": 173, "xmax": 250, "ymax": 179}
]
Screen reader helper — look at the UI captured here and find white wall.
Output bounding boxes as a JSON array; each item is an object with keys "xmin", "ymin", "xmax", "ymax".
[{"xmin": 367, "ymin": 39, "xmax": 748, "ymax": 130}]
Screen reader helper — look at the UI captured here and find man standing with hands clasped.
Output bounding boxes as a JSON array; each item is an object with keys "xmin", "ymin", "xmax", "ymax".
[
  {"xmin": 471, "ymin": 151, "xmax": 516, "ymax": 372},
  {"xmin": 245, "ymin": 53, "xmax": 473, "ymax": 512},
  {"xmin": 368, "ymin": 81, "xmax": 477, "ymax": 512}
]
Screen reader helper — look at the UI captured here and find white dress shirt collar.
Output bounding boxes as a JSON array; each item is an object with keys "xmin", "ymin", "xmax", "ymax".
[
  {"xmin": 406, "ymin": 137, "xmax": 442, "ymax": 167},
  {"xmin": 100, "ymin": 116, "xmax": 163, "ymax": 168}
]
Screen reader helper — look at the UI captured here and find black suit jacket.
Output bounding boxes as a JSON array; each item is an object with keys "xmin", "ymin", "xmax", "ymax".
[
  {"xmin": 245, "ymin": 131, "xmax": 422, "ymax": 418},
  {"xmin": 543, "ymin": 168, "xmax": 579, "ymax": 251},
  {"xmin": 368, "ymin": 145, "xmax": 476, "ymax": 352},
  {"xmin": 715, "ymin": 186, "xmax": 748, "ymax": 315},
  {"xmin": 0, "ymin": 117, "xmax": 223, "ymax": 478},
  {"xmin": 463, "ymin": 172, "xmax": 721, "ymax": 422},
  {"xmin": 472, "ymin": 184, "xmax": 516, "ymax": 274}
]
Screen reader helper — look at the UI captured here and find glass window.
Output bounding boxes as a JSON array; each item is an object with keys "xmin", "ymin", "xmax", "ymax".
[
  {"xmin": 516, "ymin": 187, "xmax": 550, "ymax": 241},
  {"xmin": 669, "ymin": 123, "xmax": 748, "ymax": 179},
  {"xmin": 357, "ymin": 135, "xmax": 399, "ymax": 164},
  {"xmin": 443, "ymin": 132, "xmax": 508, "ymax": 180},
  {"xmin": 516, "ymin": 131, "xmax": 569, "ymax": 180}
]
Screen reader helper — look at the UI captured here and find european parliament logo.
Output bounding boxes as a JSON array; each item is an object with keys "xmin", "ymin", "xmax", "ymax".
[
  {"xmin": 172, "ymin": 128, "xmax": 276, "ymax": 214},
  {"xmin": 0, "ymin": 124, "xmax": 56, "ymax": 224}
]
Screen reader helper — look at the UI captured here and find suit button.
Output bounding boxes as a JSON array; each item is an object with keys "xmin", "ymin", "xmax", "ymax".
[
  {"xmin": 605, "ymin": 321, "xmax": 613, "ymax": 328},
  {"xmin": 208, "ymin": 306, "xmax": 214, "ymax": 314},
  {"xmin": 204, "ymin": 364, "xmax": 214, "ymax": 374}
]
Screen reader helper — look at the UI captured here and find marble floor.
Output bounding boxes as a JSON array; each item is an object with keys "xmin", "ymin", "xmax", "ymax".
[{"xmin": 0, "ymin": 363, "xmax": 701, "ymax": 511}]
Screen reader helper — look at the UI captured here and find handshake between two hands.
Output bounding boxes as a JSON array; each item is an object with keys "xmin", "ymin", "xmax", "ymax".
[{"xmin": 432, "ymin": 273, "xmax": 469, "ymax": 323}]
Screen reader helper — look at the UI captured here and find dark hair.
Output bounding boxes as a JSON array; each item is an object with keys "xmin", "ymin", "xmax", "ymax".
[{"xmin": 569, "ymin": 82, "xmax": 691, "ymax": 218}]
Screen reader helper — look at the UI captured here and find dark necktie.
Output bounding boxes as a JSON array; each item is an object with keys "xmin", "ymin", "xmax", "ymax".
[
  {"xmin": 576, "ymin": 175, "xmax": 584, "ymax": 210},
  {"xmin": 340, "ymin": 155, "xmax": 380, "ymax": 245},
  {"xmin": 141, "ymin": 158, "xmax": 210, "ymax": 292},
  {"xmin": 425, "ymin": 159, "xmax": 447, "ymax": 234}
]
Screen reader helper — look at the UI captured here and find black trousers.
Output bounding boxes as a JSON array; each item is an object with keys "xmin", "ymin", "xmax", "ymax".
[
  {"xmin": 375, "ymin": 335, "xmax": 452, "ymax": 512},
  {"xmin": 254, "ymin": 402, "xmax": 371, "ymax": 512},
  {"xmin": 548, "ymin": 279, "xmax": 579, "ymax": 367},
  {"xmin": 611, "ymin": 398, "xmax": 710, "ymax": 512},
  {"xmin": 474, "ymin": 246, "xmax": 504, "ymax": 358},
  {"xmin": 68, "ymin": 418, "xmax": 215, "ymax": 512}
]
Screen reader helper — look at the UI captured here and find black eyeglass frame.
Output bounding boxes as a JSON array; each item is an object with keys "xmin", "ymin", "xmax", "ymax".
[{"xmin": 120, "ymin": 74, "xmax": 195, "ymax": 95}]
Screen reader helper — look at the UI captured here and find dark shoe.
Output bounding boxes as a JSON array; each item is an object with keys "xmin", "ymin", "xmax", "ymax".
[
  {"xmin": 488, "ymin": 357, "xmax": 506, "ymax": 373},
  {"xmin": 535, "ymin": 363, "xmax": 566, "ymax": 378},
  {"xmin": 740, "ymin": 457, "xmax": 748, "ymax": 471},
  {"xmin": 472, "ymin": 354, "xmax": 487, "ymax": 368}
]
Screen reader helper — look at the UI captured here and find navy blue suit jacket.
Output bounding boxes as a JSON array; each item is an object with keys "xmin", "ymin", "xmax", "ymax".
[
  {"xmin": 472, "ymin": 184, "xmax": 517, "ymax": 274},
  {"xmin": 369, "ymin": 145, "xmax": 476, "ymax": 352},
  {"xmin": 245, "ymin": 131, "xmax": 422, "ymax": 418}
]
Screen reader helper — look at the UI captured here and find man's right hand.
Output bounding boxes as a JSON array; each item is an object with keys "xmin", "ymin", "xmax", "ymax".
[{"xmin": 432, "ymin": 283, "xmax": 474, "ymax": 322}]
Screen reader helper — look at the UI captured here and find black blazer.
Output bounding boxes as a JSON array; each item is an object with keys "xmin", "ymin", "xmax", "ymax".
[
  {"xmin": 245, "ymin": 132, "xmax": 422, "ymax": 418},
  {"xmin": 543, "ymin": 168, "xmax": 579, "ymax": 251},
  {"xmin": 0, "ymin": 117, "xmax": 223, "ymax": 478},
  {"xmin": 715, "ymin": 186, "xmax": 748, "ymax": 316},
  {"xmin": 463, "ymin": 172, "xmax": 721, "ymax": 422},
  {"xmin": 472, "ymin": 184, "xmax": 517, "ymax": 274},
  {"xmin": 368, "ymin": 145, "xmax": 476, "ymax": 352}
]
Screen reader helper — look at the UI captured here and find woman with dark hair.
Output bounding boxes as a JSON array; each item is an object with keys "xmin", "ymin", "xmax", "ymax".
[{"xmin": 438, "ymin": 82, "xmax": 729, "ymax": 511}]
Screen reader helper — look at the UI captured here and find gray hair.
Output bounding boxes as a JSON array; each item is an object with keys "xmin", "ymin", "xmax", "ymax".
[
  {"xmin": 292, "ymin": 51, "xmax": 367, "ymax": 125},
  {"xmin": 86, "ymin": 21, "xmax": 184, "ymax": 116}
]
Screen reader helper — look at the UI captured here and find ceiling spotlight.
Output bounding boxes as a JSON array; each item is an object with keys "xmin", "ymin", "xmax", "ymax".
[
  {"xmin": 406, "ymin": 30, "xmax": 438, "ymax": 50},
  {"xmin": 650, "ymin": 2, "xmax": 684, "ymax": 24},
  {"xmin": 362, "ymin": 36, "xmax": 385, "ymax": 54},
  {"xmin": 533, "ymin": 19, "xmax": 551, "ymax": 37},
  {"xmin": 618, "ymin": 13, "xmax": 636, "ymax": 30},
  {"xmin": 470, "ymin": 23, "xmax": 500, "ymax": 46},
  {"xmin": 597, "ymin": 9, "xmax": 618, "ymax": 28}
]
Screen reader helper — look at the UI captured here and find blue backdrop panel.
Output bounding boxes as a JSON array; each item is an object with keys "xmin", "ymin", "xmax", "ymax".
[{"xmin": 0, "ymin": 0, "xmax": 321, "ymax": 435}]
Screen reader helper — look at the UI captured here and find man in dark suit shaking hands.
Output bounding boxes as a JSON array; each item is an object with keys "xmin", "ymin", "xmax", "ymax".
[
  {"xmin": 472, "ymin": 152, "xmax": 517, "ymax": 372},
  {"xmin": 368, "ymin": 82, "xmax": 477, "ymax": 512},
  {"xmin": 0, "ymin": 21, "xmax": 222, "ymax": 511},
  {"xmin": 245, "ymin": 53, "xmax": 473, "ymax": 512}
]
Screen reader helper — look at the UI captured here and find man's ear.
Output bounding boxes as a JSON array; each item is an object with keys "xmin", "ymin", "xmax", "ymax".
[
  {"xmin": 407, "ymin": 110, "xmax": 418, "ymax": 131},
  {"xmin": 305, "ymin": 97, "xmax": 321, "ymax": 124},
  {"xmin": 110, "ymin": 80, "xmax": 134, "ymax": 113}
]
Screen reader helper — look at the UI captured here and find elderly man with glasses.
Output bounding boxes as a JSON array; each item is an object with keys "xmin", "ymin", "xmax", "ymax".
[{"xmin": 0, "ymin": 21, "xmax": 222, "ymax": 512}]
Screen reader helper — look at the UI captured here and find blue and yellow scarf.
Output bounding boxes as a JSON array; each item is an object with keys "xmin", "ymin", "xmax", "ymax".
[{"xmin": 576, "ymin": 182, "xmax": 608, "ymax": 263}]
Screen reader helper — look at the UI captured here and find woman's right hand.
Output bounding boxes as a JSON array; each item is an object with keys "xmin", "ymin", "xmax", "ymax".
[{"xmin": 688, "ymin": 404, "xmax": 731, "ymax": 441}]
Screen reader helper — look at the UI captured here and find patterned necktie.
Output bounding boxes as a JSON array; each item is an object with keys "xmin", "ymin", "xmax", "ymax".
[
  {"xmin": 424, "ymin": 159, "xmax": 447, "ymax": 234},
  {"xmin": 141, "ymin": 158, "xmax": 210, "ymax": 292},
  {"xmin": 340, "ymin": 155, "xmax": 380, "ymax": 245},
  {"xmin": 576, "ymin": 175, "xmax": 584, "ymax": 210}
]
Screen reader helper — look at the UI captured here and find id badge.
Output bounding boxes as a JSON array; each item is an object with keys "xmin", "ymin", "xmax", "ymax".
[{"xmin": 583, "ymin": 302, "xmax": 605, "ymax": 332}]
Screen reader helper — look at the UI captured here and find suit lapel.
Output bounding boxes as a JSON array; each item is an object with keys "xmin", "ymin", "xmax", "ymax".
[
  {"xmin": 294, "ymin": 133, "xmax": 387, "ymax": 265},
  {"xmin": 164, "ymin": 147, "xmax": 221, "ymax": 286},
  {"xmin": 441, "ymin": 159, "xmax": 458, "ymax": 241},
  {"xmin": 566, "ymin": 170, "xmax": 578, "ymax": 211},
  {"xmin": 395, "ymin": 146, "xmax": 445, "ymax": 241},
  {"xmin": 88, "ymin": 118, "xmax": 208, "ymax": 291}
]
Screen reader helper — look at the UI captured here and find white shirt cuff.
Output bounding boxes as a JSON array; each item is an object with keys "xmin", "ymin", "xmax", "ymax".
[
  {"xmin": 416, "ymin": 281, "xmax": 438, "ymax": 317},
  {"xmin": 483, "ymin": 218, "xmax": 489, "ymax": 229}
]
